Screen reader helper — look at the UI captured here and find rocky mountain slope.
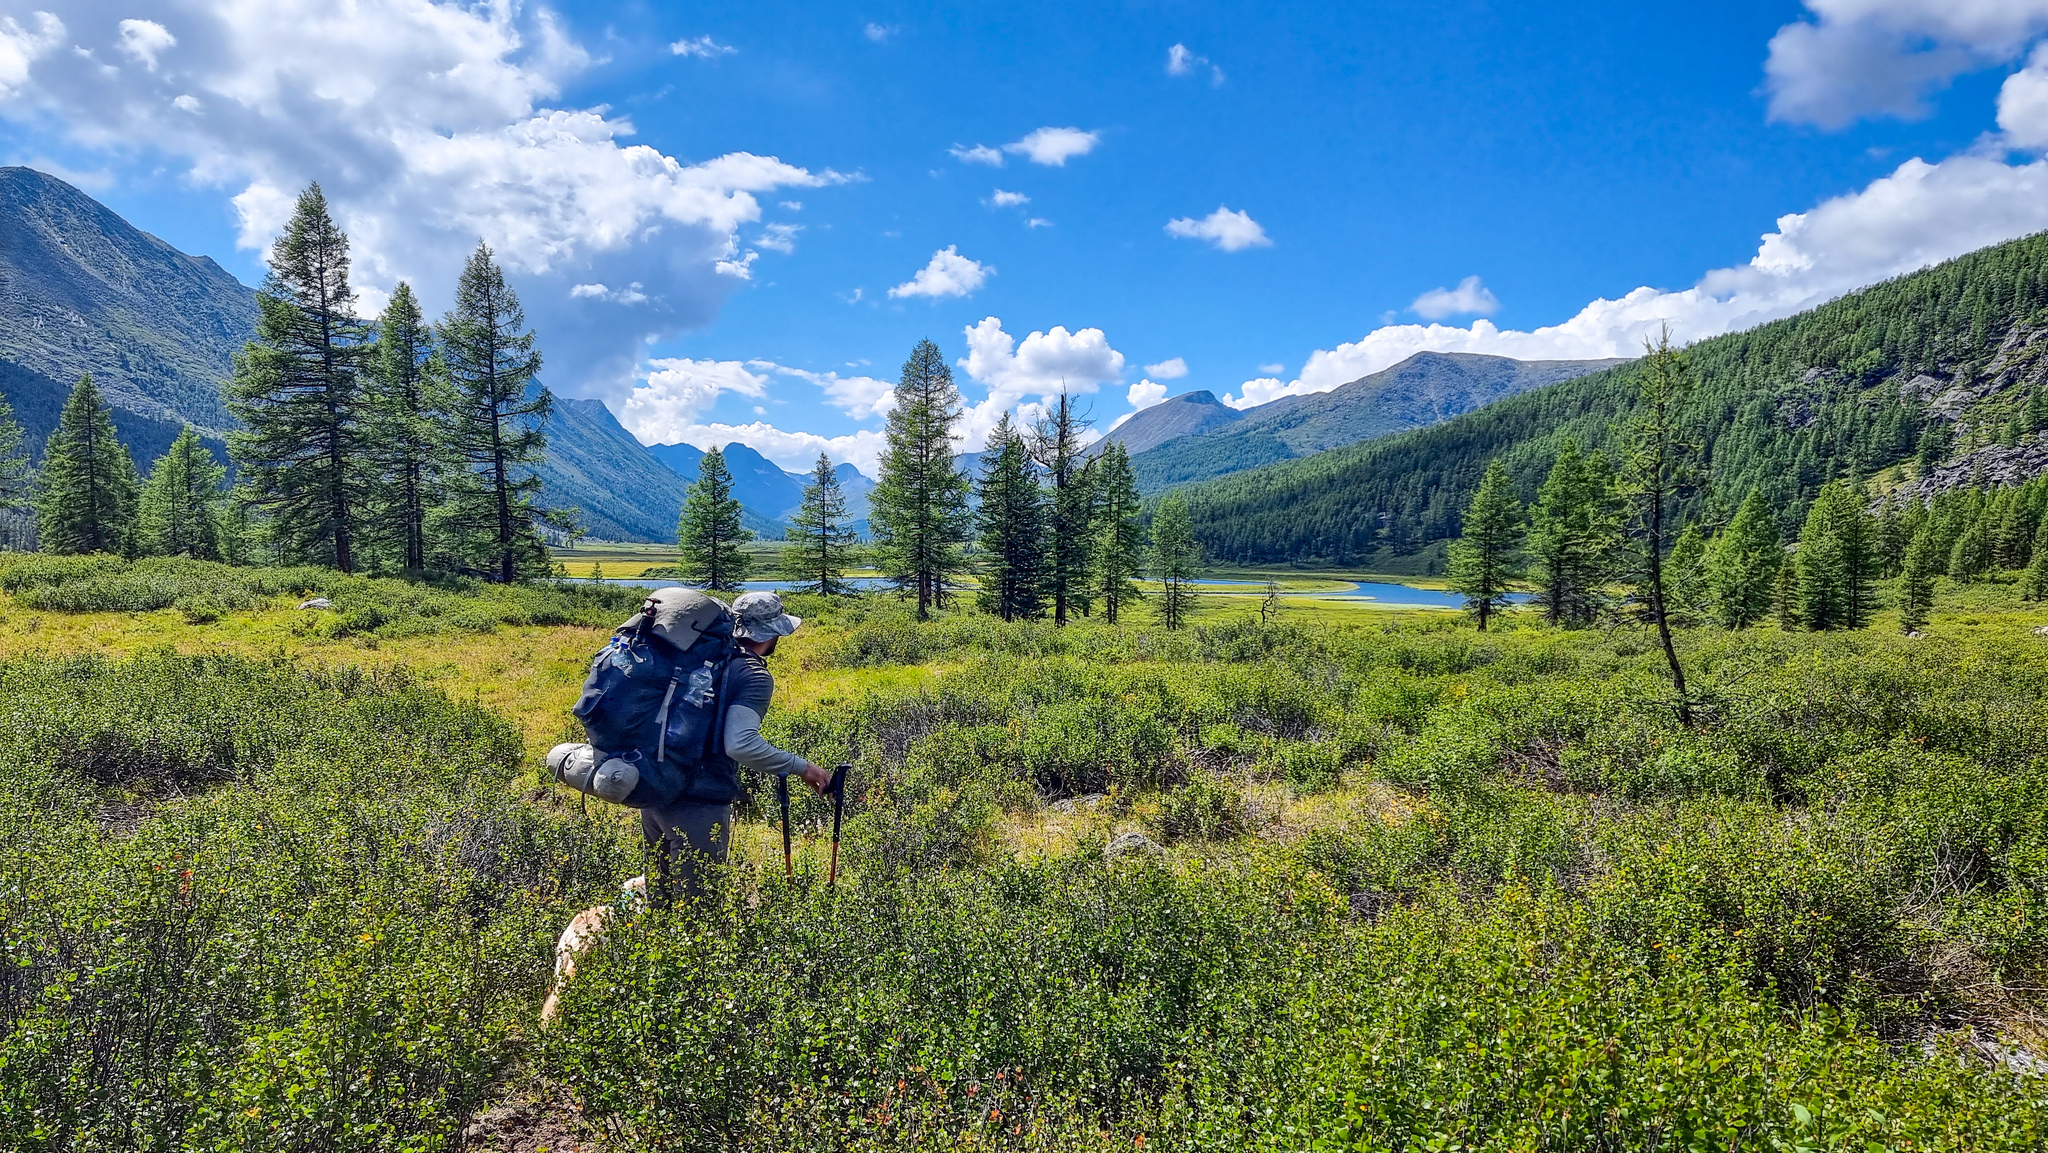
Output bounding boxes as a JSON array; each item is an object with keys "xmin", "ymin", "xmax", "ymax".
[
  {"xmin": 0, "ymin": 168, "xmax": 865, "ymax": 542},
  {"xmin": 1128, "ymin": 352, "xmax": 1626, "ymax": 492}
]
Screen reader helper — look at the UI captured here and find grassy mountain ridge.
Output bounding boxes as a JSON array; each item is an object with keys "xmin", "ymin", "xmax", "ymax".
[
  {"xmin": 1182, "ymin": 231, "xmax": 2048, "ymax": 564},
  {"xmin": 1130, "ymin": 352, "xmax": 1624, "ymax": 492}
]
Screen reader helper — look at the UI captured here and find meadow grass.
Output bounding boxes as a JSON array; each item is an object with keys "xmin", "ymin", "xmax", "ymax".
[{"xmin": 5, "ymin": 558, "xmax": 2048, "ymax": 1149}]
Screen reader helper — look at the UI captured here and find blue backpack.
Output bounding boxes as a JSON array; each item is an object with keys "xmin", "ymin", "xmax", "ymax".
[{"xmin": 552, "ymin": 598, "xmax": 736, "ymax": 808}]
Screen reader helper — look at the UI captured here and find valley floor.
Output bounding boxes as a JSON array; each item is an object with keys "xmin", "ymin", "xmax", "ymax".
[{"xmin": 6, "ymin": 554, "xmax": 2048, "ymax": 1150}]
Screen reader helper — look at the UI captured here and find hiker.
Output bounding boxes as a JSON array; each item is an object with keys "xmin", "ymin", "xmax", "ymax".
[{"xmin": 640, "ymin": 589, "xmax": 834, "ymax": 903}]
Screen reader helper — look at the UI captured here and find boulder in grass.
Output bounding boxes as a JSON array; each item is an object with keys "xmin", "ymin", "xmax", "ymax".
[
  {"xmin": 298, "ymin": 598, "xmax": 332, "ymax": 610},
  {"xmin": 2033, "ymin": 626, "xmax": 2048, "ymax": 636},
  {"xmin": 1104, "ymin": 831, "xmax": 1165, "ymax": 861}
]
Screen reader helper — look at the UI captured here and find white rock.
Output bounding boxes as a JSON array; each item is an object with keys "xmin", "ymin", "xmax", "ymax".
[
  {"xmin": 298, "ymin": 598, "xmax": 332, "ymax": 610},
  {"xmin": 1104, "ymin": 831, "xmax": 1165, "ymax": 861}
]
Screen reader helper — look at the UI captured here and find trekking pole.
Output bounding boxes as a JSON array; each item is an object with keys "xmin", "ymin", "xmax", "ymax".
[
  {"xmin": 826, "ymin": 763, "xmax": 850, "ymax": 889},
  {"xmin": 777, "ymin": 773, "xmax": 793, "ymax": 880}
]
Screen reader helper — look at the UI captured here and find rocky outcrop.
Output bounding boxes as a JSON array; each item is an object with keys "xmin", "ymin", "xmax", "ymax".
[{"xmin": 1879, "ymin": 438, "xmax": 2048, "ymax": 506}]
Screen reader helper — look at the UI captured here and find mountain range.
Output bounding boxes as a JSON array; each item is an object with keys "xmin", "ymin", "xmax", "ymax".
[
  {"xmin": 1180, "ymin": 230, "xmax": 2048, "ymax": 566},
  {"xmin": 1103, "ymin": 352, "xmax": 1626, "ymax": 493},
  {"xmin": 0, "ymin": 166, "xmax": 871, "ymax": 542}
]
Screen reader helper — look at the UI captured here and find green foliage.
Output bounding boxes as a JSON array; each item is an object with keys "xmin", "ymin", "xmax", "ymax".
[
  {"xmin": 1707, "ymin": 489, "xmax": 1782, "ymax": 628},
  {"xmin": 1899, "ymin": 526, "xmax": 1940, "ymax": 631},
  {"xmin": 226, "ymin": 184, "xmax": 373, "ymax": 572},
  {"xmin": 678, "ymin": 446, "xmax": 754, "ymax": 591},
  {"xmin": 1526, "ymin": 439, "xmax": 1616, "ymax": 627},
  {"xmin": 36, "ymin": 372, "xmax": 139, "ymax": 556},
  {"xmin": 974, "ymin": 413, "xmax": 1047, "ymax": 620},
  {"xmin": 1151, "ymin": 491, "xmax": 1201, "ymax": 629},
  {"xmin": 363, "ymin": 280, "xmax": 453, "ymax": 571},
  {"xmin": 1031, "ymin": 392, "xmax": 1094, "ymax": 623},
  {"xmin": 871, "ymin": 339, "xmax": 972, "ymax": 619},
  {"xmin": 435, "ymin": 242, "xmax": 562, "ymax": 582},
  {"xmin": 781, "ymin": 452, "xmax": 858, "ymax": 594},
  {"xmin": 137, "ymin": 425, "xmax": 226, "ymax": 560},
  {"xmin": 1090, "ymin": 441, "xmax": 1147, "ymax": 624},
  {"xmin": 1446, "ymin": 458, "xmax": 1524, "ymax": 630},
  {"xmin": 1798, "ymin": 479, "xmax": 1882, "ymax": 629},
  {"xmin": 0, "ymin": 652, "xmax": 626, "ymax": 1150},
  {"xmin": 0, "ymin": 553, "xmax": 642, "ymax": 633}
]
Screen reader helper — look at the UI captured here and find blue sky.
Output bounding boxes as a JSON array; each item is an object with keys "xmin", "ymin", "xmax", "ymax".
[{"xmin": 5, "ymin": 1, "xmax": 2048, "ymax": 473}]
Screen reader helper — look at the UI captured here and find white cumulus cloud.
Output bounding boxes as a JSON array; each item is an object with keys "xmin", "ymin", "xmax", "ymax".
[
  {"xmin": 986, "ymin": 188, "xmax": 1029, "ymax": 207},
  {"xmin": 1165, "ymin": 206, "xmax": 1271, "ymax": 251},
  {"xmin": 1143, "ymin": 356, "xmax": 1188, "ymax": 379},
  {"xmin": 754, "ymin": 222, "xmax": 801, "ymax": 253},
  {"xmin": 1764, "ymin": 0, "xmax": 2048, "ymax": 127},
  {"xmin": 958, "ymin": 316, "xmax": 1127, "ymax": 447},
  {"xmin": 0, "ymin": 0, "xmax": 846, "ymax": 404},
  {"xmin": 0, "ymin": 12, "xmax": 62, "ymax": 96},
  {"xmin": 750, "ymin": 361, "xmax": 896, "ymax": 420},
  {"xmin": 2001, "ymin": 43, "xmax": 2048, "ymax": 148},
  {"xmin": 1410, "ymin": 275, "xmax": 1500, "ymax": 320},
  {"xmin": 888, "ymin": 245, "xmax": 991, "ymax": 299},
  {"xmin": 1127, "ymin": 379, "xmax": 1168, "ymax": 409},
  {"xmin": 670, "ymin": 35, "xmax": 736, "ymax": 58},
  {"xmin": 117, "ymin": 19, "xmax": 175, "ymax": 70},
  {"xmin": 1004, "ymin": 126, "xmax": 1100, "ymax": 166},
  {"xmin": 1223, "ymin": 151, "xmax": 2048, "ymax": 408}
]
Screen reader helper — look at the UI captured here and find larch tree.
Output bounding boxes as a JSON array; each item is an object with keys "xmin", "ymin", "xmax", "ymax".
[
  {"xmin": 1029, "ymin": 391, "xmax": 1094, "ymax": 625},
  {"xmin": 1525, "ymin": 439, "xmax": 1614, "ymax": 627},
  {"xmin": 973, "ymin": 414, "xmax": 1048, "ymax": 621},
  {"xmin": 1796, "ymin": 480, "xmax": 1879, "ymax": 630},
  {"xmin": 1664, "ymin": 523, "xmax": 1711, "ymax": 626},
  {"xmin": 226, "ymin": 184, "xmax": 371, "ymax": 571},
  {"xmin": 1616, "ymin": 329, "xmax": 1699, "ymax": 725},
  {"xmin": 1899, "ymin": 524, "xmax": 1940, "ymax": 632},
  {"xmin": 37, "ymin": 373, "xmax": 140, "ymax": 556},
  {"xmin": 365, "ymin": 281, "xmax": 451, "ymax": 570},
  {"xmin": 137, "ymin": 427, "xmax": 226, "ymax": 559},
  {"xmin": 1151, "ymin": 490, "xmax": 1202, "ymax": 629},
  {"xmin": 1706, "ymin": 489, "xmax": 1781, "ymax": 628},
  {"xmin": 1446, "ymin": 458, "xmax": 1525, "ymax": 632},
  {"xmin": 870, "ymin": 339, "xmax": 972, "ymax": 620},
  {"xmin": 437, "ymin": 243, "xmax": 563, "ymax": 582},
  {"xmin": 1090, "ymin": 440, "xmax": 1146, "ymax": 624},
  {"xmin": 2024, "ymin": 519, "xmax": 2048, "ymax": 603},
  {"xmin": 678, "ymin": 446, "xmax": 753, "ymax": 592},
  {"xmin": 781, "ymin": 453, "xmax": 857, "ymax": 595}
]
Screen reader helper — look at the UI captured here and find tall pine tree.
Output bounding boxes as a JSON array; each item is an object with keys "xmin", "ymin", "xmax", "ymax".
[
  {"xmin": 1706, "ymin": 489, "xmax": 1781, "ymax": 628},
  {"xmin": 678, "ymin": 446, "xmax": 753, "ymax": 592},
  {"xmin": 1446, "ymin": 458, "xmax": 1524, "ymax": 632},
  {"xmin": 1617, "ymin": 329, "xmax": 1698, "ymax": 724},
  {"xmin": 1899, "ymin": 524, "xmax": 1940, "ymax": 632},
  {"xmin": 137, "ymin": 427, "xmax": 225, "ymax": 560},
  {"xmin": 438, "ymin": 243, "xmax": 562, "ymax": 582},
  {"xmin": 37, "ymin": 374, "xmax": 139, "ymax": 556},
  {"xmin": 1526, "ymin": 440, "xmax": 1614, "ymax": 627},
  {"xmin": 974, "ymin": 414, "xmax": 1048, "ymax": 621},
  {"xmin": 1796, "ymin": 480, "xmax": 1880, "ymax": 629},
  {"xmin": 1151, "ymin": 490, "xmax": 1202, "ymax": 629},
  {"xmin": 1029, "ymin": 392, "xmax": 1093, "ymax": 625},
  {"xmin": 227, "ymin": 184, "xmax": 371, "ymax": 571},
  {"xmin": 1091, "ymin": 440, "xmax": 1146, "ymax": 624},
  {"xmin": 780, "ymin": 454, "xmax": 857, "ymax": 595},
  {"xmin": 870, "ymin": 339, "xmax": 972, "ymax": 619},
  {"xmin": 1664, "ymin": 524, "xmax": 1711, "ymax": 626},
  {"xmin": 365, "ymin": 281, "xmax": 451, "ymax": 570}
]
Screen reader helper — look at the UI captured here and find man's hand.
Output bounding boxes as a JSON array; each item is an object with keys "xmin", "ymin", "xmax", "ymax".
[{"xmin": 800, "ymin": 762, "xmax": 834, "ymax": 794}]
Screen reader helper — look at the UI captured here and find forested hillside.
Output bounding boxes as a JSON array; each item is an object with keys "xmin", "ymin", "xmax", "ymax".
[{"xmin": 1184, "ymin": 232, "xmax": 2048, "ymax": 564}]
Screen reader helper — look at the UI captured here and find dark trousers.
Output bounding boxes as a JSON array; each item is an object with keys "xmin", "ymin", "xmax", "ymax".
[{"xmin": 641, "ymin": 800, "xmax": 731, "ymax": 905}]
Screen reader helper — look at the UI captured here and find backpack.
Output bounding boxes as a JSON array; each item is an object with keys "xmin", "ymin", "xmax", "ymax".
[{"xmin": 548, "ymin": 589, "xmax": 737, "ymax": 808}]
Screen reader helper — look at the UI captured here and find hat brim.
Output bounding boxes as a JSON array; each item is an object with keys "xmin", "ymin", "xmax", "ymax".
[{"xmin": 738, "ymin": 612, "xmax": 801, "ymax": 641}]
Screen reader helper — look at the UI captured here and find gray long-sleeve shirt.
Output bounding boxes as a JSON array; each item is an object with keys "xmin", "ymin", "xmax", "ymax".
[{"xmin": 721, "ymin": 652, "xmax": 808, "ymax": 776}]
